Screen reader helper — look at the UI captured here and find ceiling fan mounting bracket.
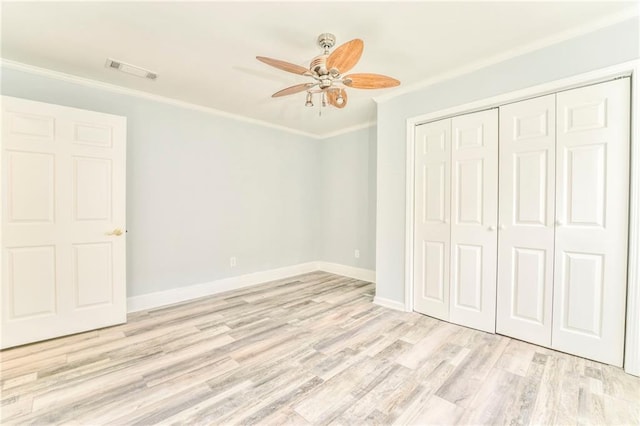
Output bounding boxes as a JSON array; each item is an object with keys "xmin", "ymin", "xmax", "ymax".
[{"xmin": 317, "ymin": 33, "xmax": 336, "ymax": 52}]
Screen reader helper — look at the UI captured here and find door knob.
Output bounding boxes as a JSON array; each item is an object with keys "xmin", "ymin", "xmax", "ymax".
[
  {"xmin": 107, "ymin": 228, "xmax": 123, "ymax": 236},
  {"xmin": 488, "ymin": 225, "xmax": 496, "ymax": 231},
  {"xmin": 556, "ymin": 220, "xmax": 563, "ymax": 227},
  {"xmin": 498, "ymin": 224, "xmax": 505, "ymax": 230}
]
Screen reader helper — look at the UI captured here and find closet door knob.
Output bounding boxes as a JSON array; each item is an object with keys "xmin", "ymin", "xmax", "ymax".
[
  {"xmin": 498, "ymin": 224, "xmax": 506, "ymax": 230},
  {"xmin": 556, "ymin": 220, "xmax": 563, "ymax": 227},
  {"xmin": 488, "ymin": 225, "xmax": 496, "ymax": 231}
]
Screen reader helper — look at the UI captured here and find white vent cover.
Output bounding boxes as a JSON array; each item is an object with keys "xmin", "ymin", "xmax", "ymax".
[{"xmin": 105, "ymin": 58, "xmax": 157, "ymax": 80}]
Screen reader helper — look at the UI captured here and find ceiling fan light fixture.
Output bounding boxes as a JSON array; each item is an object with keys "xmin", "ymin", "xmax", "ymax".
[{"xmin": 257, "ymin": 33, "xmax": 400, "ymax": 109}]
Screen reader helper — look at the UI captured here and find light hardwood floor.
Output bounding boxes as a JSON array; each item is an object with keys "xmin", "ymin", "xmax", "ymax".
[{"xmin": 1, "ymin": 272, "xmax": 639, "ymax": 425}]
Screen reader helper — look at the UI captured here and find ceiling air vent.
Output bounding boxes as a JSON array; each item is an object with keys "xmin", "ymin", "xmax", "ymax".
[{"xmin": 105, "ymin": 58, "xmax": 157, "ymax": 81}]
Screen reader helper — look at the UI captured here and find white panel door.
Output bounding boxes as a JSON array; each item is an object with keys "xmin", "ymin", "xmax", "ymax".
[
  {"xmin": 450, "ymin": 109, "xmax": 498, "ymax": 333},
  {"xmin": 1, "ymin": 96, "xmax": 127, "ymax": 349},
  {"xmin": 413, "ymin": 118, "xmax": 451, "ymax": 320},
  {"xmin": 497, "ymin": 95, "xmax": 556, "ymax": 346},
  {"xmin": 553, "ymin": 78, "xmax": 630, "ymax": 366}
]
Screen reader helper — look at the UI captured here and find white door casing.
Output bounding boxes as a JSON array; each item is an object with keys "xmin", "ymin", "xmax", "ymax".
[
  {"xmin": 1, "ymin": 96, "xmax": 127, "ymax": 349},
  {"xmin": 449, "ymin": 109, "xmax": 499, "ymax": 333},
  {"xmin": 552, "ymin": 78, "xmax": 630, "ymax": 367},
  {"xmin": 413, "ymin": 118, "xmax": 451, "ymax": 320},
  {"xmin": 497, "ymin": 95, "xmax": 556, "ymax": 346}
]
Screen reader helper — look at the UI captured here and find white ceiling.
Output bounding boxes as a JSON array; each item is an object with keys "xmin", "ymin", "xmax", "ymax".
[{"xmin": 1, "ymin": 1, "xmax": 637, "ymax": 137}]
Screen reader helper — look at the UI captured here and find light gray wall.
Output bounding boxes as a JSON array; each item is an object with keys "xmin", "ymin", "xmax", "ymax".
[
  {"xmin": 376, "ymin": 18, "xmax": 640, "ymax": 303},
  {"xmin": 1, "ymin": 67, "xmax": 321, "ymax": 296},
  {"xmin": 318, "ymin": 126, "xmax": 376, "ymax": 270}
]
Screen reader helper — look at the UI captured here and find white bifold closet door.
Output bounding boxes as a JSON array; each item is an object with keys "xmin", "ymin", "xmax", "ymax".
[
  {"xmin": 497, "ymin": 94, "xmax": 556, "ymax": 346},
  {"xmin": 413, "ymin": 118, "xmax": 451, "ymax": 320},
  {"xmin": 449, "ymin": 109, "xmax": 498, "ymax": 333},
  {"xmin": 552, "ymin": 78, "xmax": 630, "ymax": 366},
  {"xmin": 413, "ymin": 78, "xmax": 630, "ymax": 365}
]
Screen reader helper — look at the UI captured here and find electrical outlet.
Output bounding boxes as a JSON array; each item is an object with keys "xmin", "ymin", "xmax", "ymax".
[
  {"xmin": 354, "ymin": 249, "xmax": 360, "ymax": 259},
  {"xmin": 230, "ymin": 257, "xmax": 237, "ymax": 267}
]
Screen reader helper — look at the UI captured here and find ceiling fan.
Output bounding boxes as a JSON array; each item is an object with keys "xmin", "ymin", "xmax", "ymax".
[{"xmin": 256, "ymin": 33, "xmax": 400, "ymax": 109}]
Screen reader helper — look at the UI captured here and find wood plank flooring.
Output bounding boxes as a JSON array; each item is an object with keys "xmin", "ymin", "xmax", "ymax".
[{"xmin": 1, "ymin": 271, "xmax": 639, "ymax": 425}]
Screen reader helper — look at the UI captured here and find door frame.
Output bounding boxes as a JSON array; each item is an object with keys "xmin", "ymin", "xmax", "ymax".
[{"xmin": 404, "ymin": 59, "xmax": 640, "ymax": 375}]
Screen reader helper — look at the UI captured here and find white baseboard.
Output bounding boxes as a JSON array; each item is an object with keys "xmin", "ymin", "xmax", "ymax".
[
  {"xmin": 315, "ymin": 261, "xmax": 376, "ymax": 282},
  {"xmin": 127, "ymin": 261, "xmax": 376, "ymax": 313},
  {"xmin": 373, "ymin": 296, "xmax": 408, "ymax": 312},
  {"xmin": 127, "ymin": 262, "xmax": 318, "ymax": 312}
]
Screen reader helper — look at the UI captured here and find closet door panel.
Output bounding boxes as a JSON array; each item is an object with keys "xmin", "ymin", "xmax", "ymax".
[
  {"xmin": 497, "ymin": 95, "xmax": 555, "ymax": 346},
  {"xmin": 450, "ymin": 109, "xmax": 498, "ymax": 333},
  {"xmin": 413, "ymin": 119, "xmax": 451, "ymax": 320},
  {"xmin": 553, "ymin": 78, "xmax": 630, "ymax": 366}
]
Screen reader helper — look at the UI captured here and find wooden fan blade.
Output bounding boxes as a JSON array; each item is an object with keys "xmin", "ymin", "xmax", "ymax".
[
  {"xmin": 327, "ymin": 89, "xmax": 348, "ymax": 109},
  {"xmin": 256, "ymin": 56, "xmax": 309, "ymax": 75},
  {"xmin": 272, "ymin": 83, "xmax": 314, "ymax": 98},
  {"xmin": 326, "ymin": 39, "xmax": 363, "ymax": 74},
  {"xmin": 343, "ymin": 73, "xmax": 400, "ymax": 89}
]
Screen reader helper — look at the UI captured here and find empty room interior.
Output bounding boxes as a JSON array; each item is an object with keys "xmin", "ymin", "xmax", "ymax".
[{"xmin": 1, "ymin": 1, "xmax": 640, "ymax": 424}]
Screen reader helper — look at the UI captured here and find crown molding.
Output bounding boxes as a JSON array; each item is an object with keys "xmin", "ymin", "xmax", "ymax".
[
  {"xmin": 0, "ymin": 58, "xmax": 329, "ymax": 140},
  {"xmin": 319, "ymin": 121, "xmax": 376, "ymax": 139},
  {"xmin": 374, "ymin": 7, "xmax": 639, "ymax": 104}
]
